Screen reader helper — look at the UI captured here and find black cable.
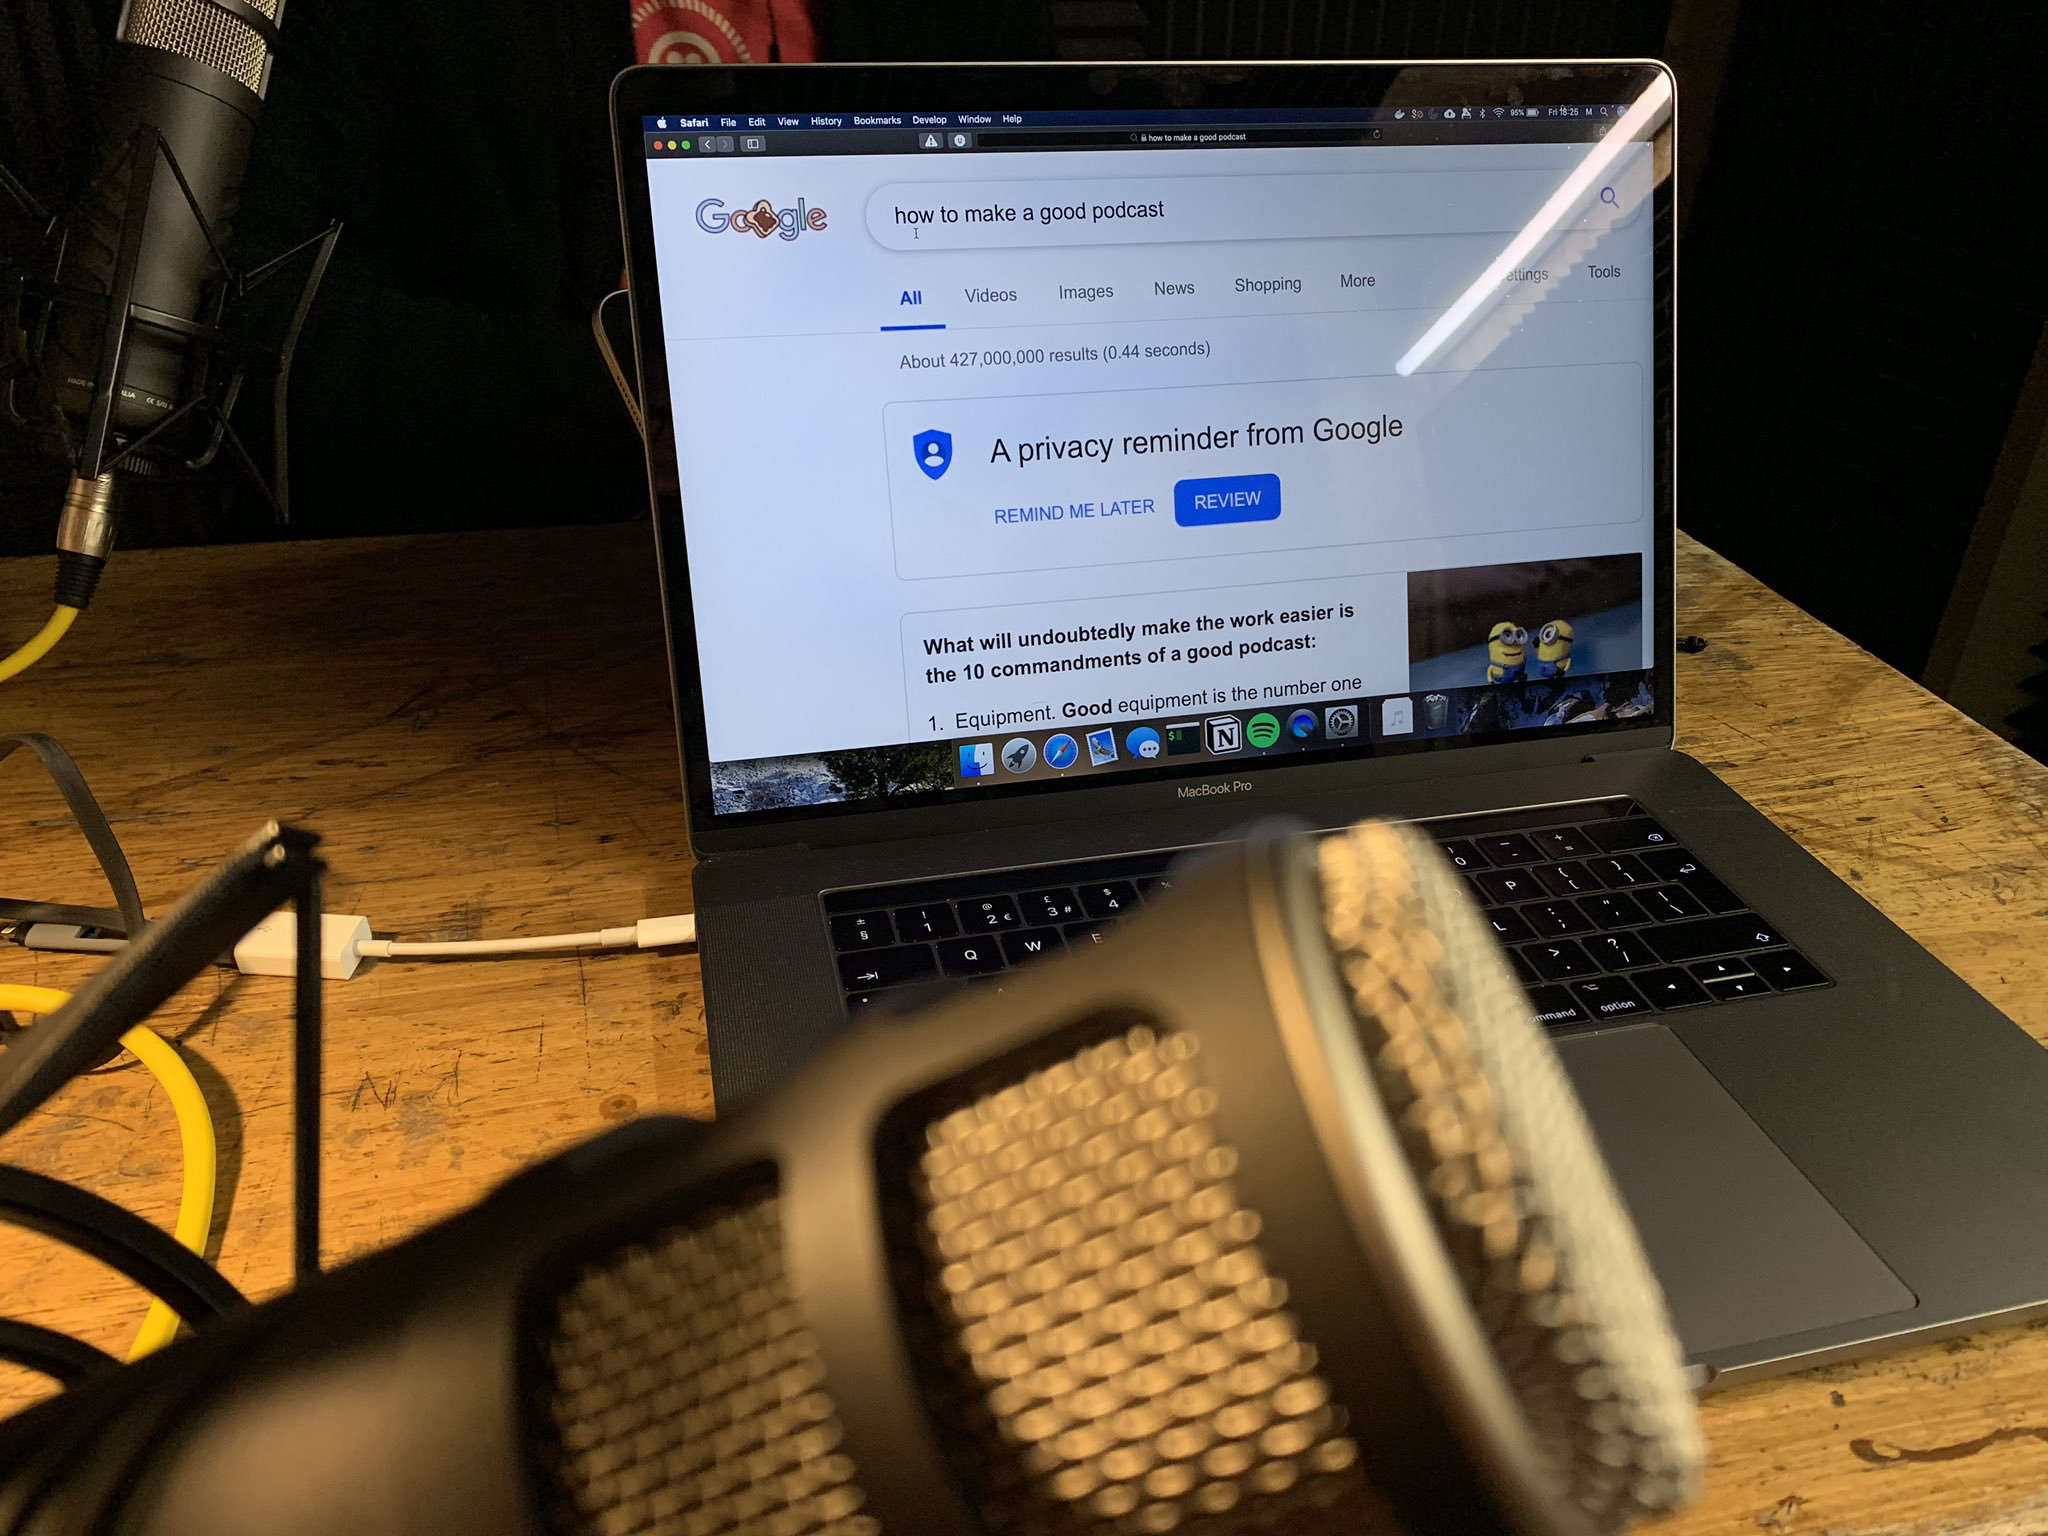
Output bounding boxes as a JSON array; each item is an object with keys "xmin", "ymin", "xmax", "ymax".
[
  {"xmin": 0, "ymin": 735, "xmax": 148, "ymax": 941},
  {"xmin": 0, "ymin": 1166, "xmax": 246, "ymax": 1324},
  {"xmin": 0, "ymin": 1318, "xmax": 116, "ymax": 1387},
  {"xmin": 0, "ymin": 901, "xmax": 130, "ymax": 935}
]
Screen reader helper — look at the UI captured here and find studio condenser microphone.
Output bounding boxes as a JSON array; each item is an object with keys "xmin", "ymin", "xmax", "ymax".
[
  {"xmin": 47, "ymin": 0, "xmax": 283, "ymax": 439},
  {"xmin": 3, "ymin": 0, "xmax": 331, "ymax": 646},
  {"xmin": 0, "ymin": 821, "xmax": 1703, "ymax": 1536}
]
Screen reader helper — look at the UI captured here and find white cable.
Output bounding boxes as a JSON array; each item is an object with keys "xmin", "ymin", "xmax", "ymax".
[
  {"xmin": 226, "ymin": 912, "xmax": 695, "ymax": 976},
  {"xmin": 359, "ymin": 928, "xmax": 627, "ymax": 959},
  {"xmin": 355, "ymin": 914, "xmax": 696, "ymax": 960}
]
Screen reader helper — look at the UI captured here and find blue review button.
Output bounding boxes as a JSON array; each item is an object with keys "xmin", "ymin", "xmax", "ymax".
[{"xmin": 1173, "ymin": 473, "xmax": 1282, "ymax": 527}]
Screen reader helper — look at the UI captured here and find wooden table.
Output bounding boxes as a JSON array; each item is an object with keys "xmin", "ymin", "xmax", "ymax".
[{"xmin": 0, "ymin": 524, "xmax": 2044, "ymax": 1532}]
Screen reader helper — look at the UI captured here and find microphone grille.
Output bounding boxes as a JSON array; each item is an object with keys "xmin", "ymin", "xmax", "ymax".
[
  {"xmin": 535, "ymin": 1189, "xmax": 879, "ymax": 1536},
  {"xmin": 117, "ymin": 0, "xmax": 281, "ymax": 97},
  {"xmin": 889, "ymin": 1026, "xmax": 1392, "ymax": 1535},
  {"xmin": 1317, "ymin": 823, "xmax": 1703, "ymax": 1525}
]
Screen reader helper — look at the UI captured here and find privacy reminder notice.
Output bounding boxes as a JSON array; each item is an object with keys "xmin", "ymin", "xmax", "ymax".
[{"xmin": 883, "ymin": 362, "xmax": 1643, "ymax": 580}]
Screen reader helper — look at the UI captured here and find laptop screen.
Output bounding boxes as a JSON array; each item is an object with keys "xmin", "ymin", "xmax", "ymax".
[{"xmin": 629, "ymin": 72, "xmax": 1669, "ymax": 823}]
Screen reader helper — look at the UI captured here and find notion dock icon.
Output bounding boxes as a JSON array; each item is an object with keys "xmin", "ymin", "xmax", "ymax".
[{"xmin": 913, "ymin": 428, "xmax": 953, "ymax": 480}]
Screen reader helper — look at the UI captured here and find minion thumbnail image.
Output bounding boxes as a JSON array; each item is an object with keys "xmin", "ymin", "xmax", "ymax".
[{"xmin": 1405, "ymin": 554, "xmax": 1644, "ymax": 694}]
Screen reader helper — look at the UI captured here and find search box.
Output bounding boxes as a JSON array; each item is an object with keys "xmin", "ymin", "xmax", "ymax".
[{"xmin": 865, "ymin": 165, "xmax": 1646, "ymax": 251}]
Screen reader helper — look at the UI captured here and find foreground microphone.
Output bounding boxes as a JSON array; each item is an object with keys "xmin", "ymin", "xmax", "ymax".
[{"xmin": 0, "ymin": 822, "xmax": 1702, "ymax": 1535}]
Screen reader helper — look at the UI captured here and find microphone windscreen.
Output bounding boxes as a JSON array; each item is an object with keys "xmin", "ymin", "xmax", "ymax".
[
  {"xmin": 1314, "ymin": 822, "xmax": 1703, "ymax": 1523},
  {"xmin": 895, "ymin": 1023, "xmax": 1379, "ymax": 1534},
  {"xmin": 118, "ymin": 0, "xmax": 281, "ymax": 98},
  {"xmin": 541, "ymin": 1189, "xmax": 871, "ymax": 1534}
]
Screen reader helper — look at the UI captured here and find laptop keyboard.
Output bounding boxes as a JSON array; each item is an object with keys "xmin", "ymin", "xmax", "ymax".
[{"xmin": 821, "ymin": 799, "xmax": 1830, "ymax": 1031}]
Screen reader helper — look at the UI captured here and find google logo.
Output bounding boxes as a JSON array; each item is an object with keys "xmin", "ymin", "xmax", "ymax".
[{"xmin": 695, "ymin": 197, "xmax": 829, "ymax": 240}]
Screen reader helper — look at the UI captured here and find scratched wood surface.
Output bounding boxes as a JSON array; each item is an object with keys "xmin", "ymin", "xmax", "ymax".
[{"xmin": 0, "ymin": 525, "xmax": 2044, "ymax": 1533}]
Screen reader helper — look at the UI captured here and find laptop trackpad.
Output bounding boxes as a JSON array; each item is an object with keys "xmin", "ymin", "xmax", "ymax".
[{"xmin": 1558, "ymin": 1027, "xmax": 1915, "ymax": 1359}]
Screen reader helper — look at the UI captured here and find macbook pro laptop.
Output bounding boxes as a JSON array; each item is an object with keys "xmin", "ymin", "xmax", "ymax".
[{"xmin": 610, "ymin": 60, "xmax": 2048, "ymax": 1385}]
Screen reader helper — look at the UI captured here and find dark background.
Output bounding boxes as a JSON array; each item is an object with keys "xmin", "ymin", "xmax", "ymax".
[{"xmin": 5, "ymin": 0, "xmax": 2044, "ymax": 724}]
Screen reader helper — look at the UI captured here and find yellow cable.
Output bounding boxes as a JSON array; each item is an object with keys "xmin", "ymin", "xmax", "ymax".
[
  {"xmin": 0, "ymin": 983, "xmax": 217, "ymax": 1360},
  {"xmin": 0, "ymin": 606, "xmax": 80, "ymax": 685}
]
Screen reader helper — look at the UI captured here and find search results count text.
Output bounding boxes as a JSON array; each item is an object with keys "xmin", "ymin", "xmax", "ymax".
[{"xmin": 898, "ymin": 338, "xmax": 1214, "ymax": 374}]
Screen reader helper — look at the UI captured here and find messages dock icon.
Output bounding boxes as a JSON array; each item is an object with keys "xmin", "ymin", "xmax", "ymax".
[{"xmin": 913, "ymin": 429, "xmax": 953, "ymax": 480}]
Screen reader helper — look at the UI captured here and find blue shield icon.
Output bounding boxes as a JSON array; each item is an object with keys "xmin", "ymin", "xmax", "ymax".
[{"xmin": 913, "ymin": 429, "xmax": 953, "ymax": 481}]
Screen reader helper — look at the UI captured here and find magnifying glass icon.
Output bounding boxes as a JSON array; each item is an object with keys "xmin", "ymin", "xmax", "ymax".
[{"xmin": 1599, "ymin": 185, "xmax": 1619, "ymax": 208}]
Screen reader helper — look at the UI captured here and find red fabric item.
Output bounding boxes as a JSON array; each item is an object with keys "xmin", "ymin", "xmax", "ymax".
[{"xmin": 629, "ymin": 0, "xmax": 820, "ymax": 64}]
